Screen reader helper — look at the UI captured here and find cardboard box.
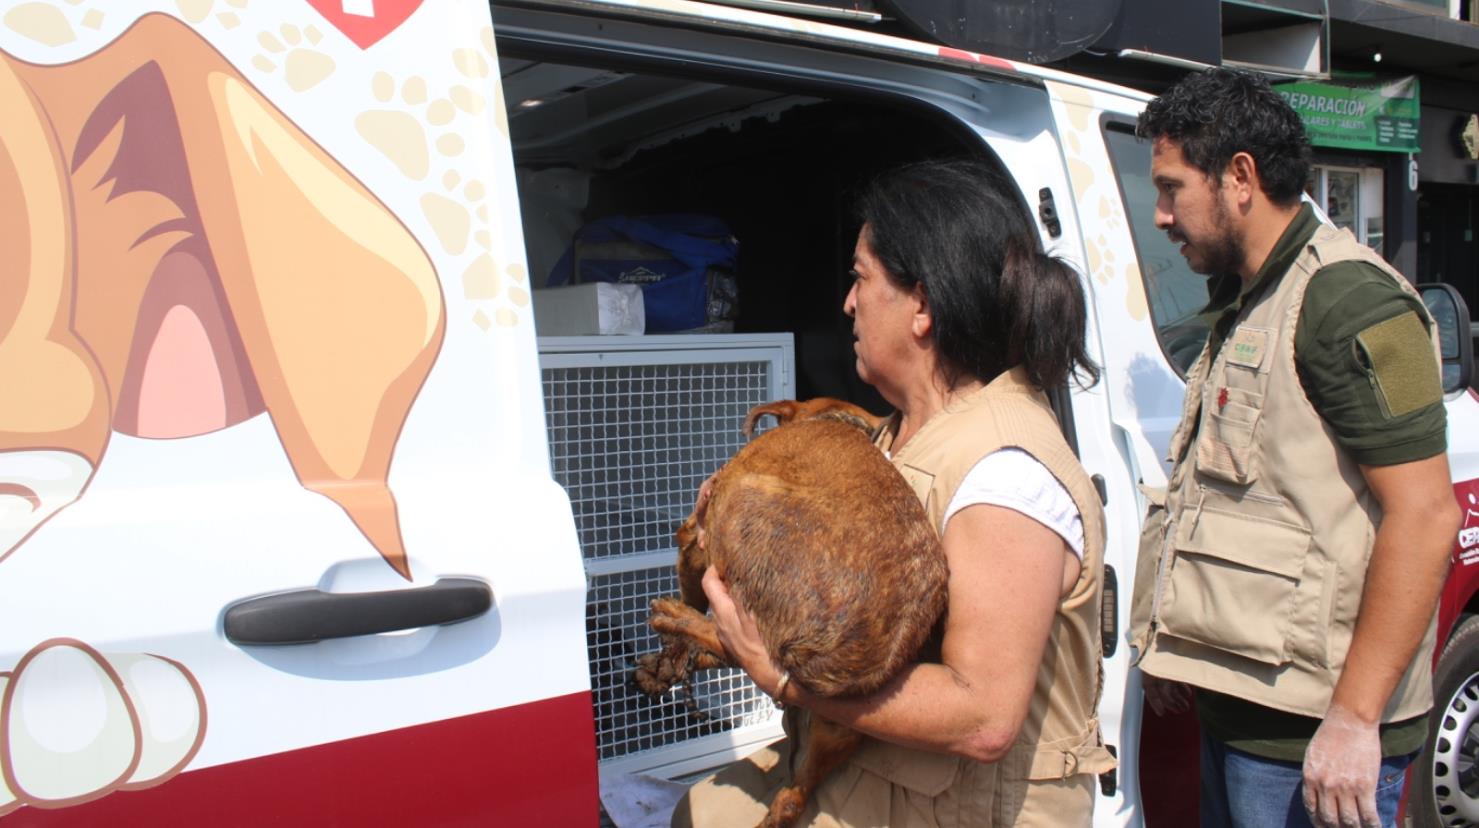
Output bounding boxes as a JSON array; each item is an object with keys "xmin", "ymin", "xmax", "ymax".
[{"xmin": 533, "ymin": 283, "xmax": 645, "ymax": 335}]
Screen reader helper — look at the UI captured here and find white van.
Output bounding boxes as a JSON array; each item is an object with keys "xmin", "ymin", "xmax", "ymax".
[{"xmin": 3, "ymin": 1, "xmax": 1477, "ymax": 825}]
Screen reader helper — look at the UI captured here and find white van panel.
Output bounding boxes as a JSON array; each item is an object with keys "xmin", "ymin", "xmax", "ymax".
[{"xmin": 0, "ymin": 2, "xmax": 595, "ymax": 821}]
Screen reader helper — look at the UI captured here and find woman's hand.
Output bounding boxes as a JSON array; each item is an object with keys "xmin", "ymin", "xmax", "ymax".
[{"xmin": 702, "ymin": 566, "xmax": 788, "ymax": 698}]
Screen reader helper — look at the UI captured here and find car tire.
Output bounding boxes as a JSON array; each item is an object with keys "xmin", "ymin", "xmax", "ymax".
[{"xmin": 1412, "ymin": 613, "xmax": 1479, "ymax": 827}]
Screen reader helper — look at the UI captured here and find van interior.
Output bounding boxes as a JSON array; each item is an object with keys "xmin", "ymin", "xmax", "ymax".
[
  {"xmin": 502, "ymin": 54, "xmax": 987, "ymax": 408},
  {"xmin": 499, "ymin": 48, "xmax": 996, "ymax": 769}
]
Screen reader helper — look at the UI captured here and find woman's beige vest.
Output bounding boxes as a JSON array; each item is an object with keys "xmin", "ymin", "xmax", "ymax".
[
  {"xmin": 1130, "ymin": 224, "xmax": 1439, "ymax": 721},
  {"xmin": 851, "ymin": 366, "xmax": 1114, "ymax": 824}
]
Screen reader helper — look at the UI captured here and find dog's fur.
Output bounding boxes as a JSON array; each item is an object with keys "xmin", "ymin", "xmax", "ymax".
[{"xmin": 635, "ymin": 399, "xmax": 947, "ymax": 828}]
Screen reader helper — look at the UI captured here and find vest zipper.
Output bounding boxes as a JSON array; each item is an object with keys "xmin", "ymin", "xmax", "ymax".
[
  {"xmin": 1148, "ymin": 487, "xmax": 1204, "ymax": 633},
  {"xmin": 1199, "ymin": 479, "xmax": 1285, "ymax": 506},
  {"xmin": 1188, "ymin": 485, "xmax": 1209, "ymax": 537}
]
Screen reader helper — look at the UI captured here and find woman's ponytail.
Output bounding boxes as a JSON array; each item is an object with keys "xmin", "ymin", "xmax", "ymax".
[{"xmin": 1000, "ymin": 241, "xmax": 1100, "ymax": 391}]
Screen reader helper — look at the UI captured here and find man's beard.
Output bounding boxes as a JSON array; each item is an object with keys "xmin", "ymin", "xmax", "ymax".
[{"xmin": 1179, "ymin": 197, "xmax": 1245, "ymax": 277}]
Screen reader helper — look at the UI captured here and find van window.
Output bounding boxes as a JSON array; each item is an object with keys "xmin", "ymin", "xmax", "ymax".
[{"xmin": 1103, "ymin": 125, "xmax": 1211, "ymax": 374}]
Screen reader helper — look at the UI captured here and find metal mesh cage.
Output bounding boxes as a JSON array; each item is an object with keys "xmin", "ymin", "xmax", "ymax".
[
  {"xmin": 586, "ymin": 567, "xmax": 778, "ymax": 760},
  {"xmin": 539, "ymin": 335, "xmax": 794, "ymax": 775},
  {"xmin": 543, "ymin": 361, "xmax": 770, "ymax": 561}
]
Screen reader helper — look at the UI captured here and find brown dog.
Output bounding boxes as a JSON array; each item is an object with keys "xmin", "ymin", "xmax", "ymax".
[{"xmin": 635, "ymin": 398, "xmax": 948, "ymax": 828}]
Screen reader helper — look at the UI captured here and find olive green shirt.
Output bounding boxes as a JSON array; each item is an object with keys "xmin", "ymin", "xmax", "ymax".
[
  {"xmin": 1193, "ymin": 204, "xmax": 1445, "ymax": 761},
  {"xmin": 1199, "ymin": 204, "xmax": 1446, "ymax": 466}
]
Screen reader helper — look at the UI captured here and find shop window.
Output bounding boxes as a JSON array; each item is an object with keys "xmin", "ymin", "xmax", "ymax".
[{"xmin": 1308, "ymin": 164, "xmax": 1385, "ymax": 252}]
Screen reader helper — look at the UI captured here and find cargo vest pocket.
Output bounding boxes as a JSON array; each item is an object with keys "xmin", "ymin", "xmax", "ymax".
[
  {"xmin": 850, "ymin": 738, "xmax": 961, "ymax": 797},
  {"xmin": 1194, "ymin": 396, "xmax": 1261, "ymax": 485},
  {"xmin": 1158, "ymin": 507, "xmax": 1311, "ymax": 665}
]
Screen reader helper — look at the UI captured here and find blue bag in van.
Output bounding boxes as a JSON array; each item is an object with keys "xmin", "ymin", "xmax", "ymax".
[{"xmin": 548, "ymin": 215, "xmax": 739, "ymax": 333}]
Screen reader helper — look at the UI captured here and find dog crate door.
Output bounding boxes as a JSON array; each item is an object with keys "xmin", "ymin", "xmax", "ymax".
[{"xmin": 539, "ymin": 333, "xmax": 795, "ymax": 779}]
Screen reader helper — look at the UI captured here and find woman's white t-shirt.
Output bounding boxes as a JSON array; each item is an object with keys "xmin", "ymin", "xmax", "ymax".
[{"xmin": 940, "ymin": 448, "xmax": 1085, "ymax": 558}]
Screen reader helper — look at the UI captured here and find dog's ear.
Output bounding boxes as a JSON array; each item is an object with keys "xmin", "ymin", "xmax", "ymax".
[
  {"xmin": 18, "ymin": 14, "xmax": 445, "ymax": 579},
  {"xmin": 162, "ymin": 14, "xmax": 445, "ymax": 579},
  {"xmin": 742, "ymin": 401, "xmax": 800, "ymax": 437}
]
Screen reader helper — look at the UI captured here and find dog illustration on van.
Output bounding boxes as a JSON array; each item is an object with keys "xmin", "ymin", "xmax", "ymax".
[{"xmin": 0, "ymin": 12, "xmax": 446, "ymax": 581}]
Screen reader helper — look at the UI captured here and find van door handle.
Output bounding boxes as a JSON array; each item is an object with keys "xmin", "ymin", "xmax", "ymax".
[{"xmin": 224, "ymin": 577, "xmax": 492, "ymax": 645}]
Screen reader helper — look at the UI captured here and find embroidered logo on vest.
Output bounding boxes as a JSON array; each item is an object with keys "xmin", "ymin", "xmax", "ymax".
[{"xmin": 1226, "ymin": 327, "xmax": 1270, "ymax": 370}]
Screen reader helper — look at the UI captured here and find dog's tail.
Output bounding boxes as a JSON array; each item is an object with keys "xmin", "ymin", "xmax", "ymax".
[{"xmin": 741, "ymin": 399, "xmax": 882, "ymax": 438}]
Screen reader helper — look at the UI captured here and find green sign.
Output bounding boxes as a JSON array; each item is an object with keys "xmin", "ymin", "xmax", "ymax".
[{"xmin": 1274, "ymin": 76, "xmax": 1420, "ymax": 153}]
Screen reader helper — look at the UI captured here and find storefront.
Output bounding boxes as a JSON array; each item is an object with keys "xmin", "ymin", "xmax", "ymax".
[
  {"xmin": 1276, "ymin": 75, "xmax": 1420, "ymax": 266},
  {"xmin": 1418, "ymin": 107, "xmax": 1479, "ymax": 311},
  {"xmin": 1274, "ymin": 74, "xmax": 1478, "ymax": 310}
]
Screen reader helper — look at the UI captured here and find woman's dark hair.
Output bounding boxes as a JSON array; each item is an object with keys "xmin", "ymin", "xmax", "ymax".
[
  {"xmin": 1136, "ymin": 67, "xmax": 1311, "ymax": 206},
  {"xmin": 855, "ymin": 158, "xmax": 1099, "ymax": 391}
]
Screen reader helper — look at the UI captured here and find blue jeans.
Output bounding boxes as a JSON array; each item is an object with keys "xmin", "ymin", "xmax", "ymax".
[{"xmin": 1199, "ymin": 733, "xmax": 1414, "ymax": 828}]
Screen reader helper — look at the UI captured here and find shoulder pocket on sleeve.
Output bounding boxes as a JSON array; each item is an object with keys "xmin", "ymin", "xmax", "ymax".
[{"xmin": 1354, "ymin": 310, "xmax": 1442, "ymax": 419}]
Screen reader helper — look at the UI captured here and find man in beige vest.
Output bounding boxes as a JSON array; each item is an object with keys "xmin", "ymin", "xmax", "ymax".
[{"xmin": 1129, "ymin": 68, "xmax": 1461, "ymax": 828}]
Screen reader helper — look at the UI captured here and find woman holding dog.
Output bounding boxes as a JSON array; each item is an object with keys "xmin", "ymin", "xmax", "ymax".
[{"xmin": 674, "ymin": 159, "xmax": 1113, "ymax": 827}]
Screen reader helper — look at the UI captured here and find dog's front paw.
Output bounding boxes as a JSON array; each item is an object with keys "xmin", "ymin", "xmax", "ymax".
[
  {"xmin": 633, "ymin": 650, "xmax": 684, "ymax": 696},
  {"xmin": 649, "ymin": 595, "xmax": 689, "ymax": 618},
  {"xmin": 649, "ymin": 596, "xmax": 707, "ymax": 637}
]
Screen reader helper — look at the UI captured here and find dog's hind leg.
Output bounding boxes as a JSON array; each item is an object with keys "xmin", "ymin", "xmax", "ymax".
[
  {"xmin": 761, "ymin": 717, "xmax": 863, "ymax": 828},
  {"xmin": 0, "ymin": 55, "xmax": 109, "ymax": 563}
]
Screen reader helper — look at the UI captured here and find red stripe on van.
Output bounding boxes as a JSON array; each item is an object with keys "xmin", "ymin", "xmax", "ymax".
[
  {"xmin": 7, "ymin": 690, "xmax": 599, "ymax": 827},
  {"xmin": 937, "ymin": 46, "xmax": 1016, "ymax": 71}
]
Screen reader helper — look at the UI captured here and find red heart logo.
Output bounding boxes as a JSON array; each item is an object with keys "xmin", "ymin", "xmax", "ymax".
[{"xmin": 304, "ymin": 0, "xmax": 425, "ymax": 50}]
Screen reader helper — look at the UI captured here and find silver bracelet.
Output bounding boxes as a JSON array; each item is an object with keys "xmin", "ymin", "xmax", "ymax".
[{"xmin": 772, "ymin": 671, "xmax": 791, "ymax": 709}]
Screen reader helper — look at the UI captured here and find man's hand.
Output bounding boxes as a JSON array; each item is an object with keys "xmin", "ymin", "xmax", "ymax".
[
  {"xmin": 1141, "ymin": 673, "xmax": 1193, "ymax": 717},
  {"xmin": 1302, "ymin": 701, "xmax": 1382, "ymax": 828},
  {"xmin": 702, "ymin": 566, "xmax": 787, "ymax": 697},
  {"xmin": 1302, "ymin": 455, "xmax": 1458, "ymax": 827}
]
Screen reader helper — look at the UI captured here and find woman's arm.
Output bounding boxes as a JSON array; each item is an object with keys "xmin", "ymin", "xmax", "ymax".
[{"xmin": 705, "ymin": 502, "xmax": 1076, "ymax": 763}]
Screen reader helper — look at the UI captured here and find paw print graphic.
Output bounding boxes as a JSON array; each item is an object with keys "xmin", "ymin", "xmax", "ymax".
[
  {"xmin": 357, "ymin": 72, "xmax": 436, "ymax": 181},
  {"xmin": 252, "ymin": 23, "xmax": 335, "ymax": 93},
  {"xmin": 350, "ymin": 25, "xmax": 526, "ymax": 330},
  {"xmin": 421, "ymin": 170, "xmax": 489, "ymax": 257},
  {"xmin": 1, "ymin": 0, "xmax": 107, "ymax": 47},
  {"xmin": 175, "ymin": 0, "xmax": 248, "ymax": 30}
]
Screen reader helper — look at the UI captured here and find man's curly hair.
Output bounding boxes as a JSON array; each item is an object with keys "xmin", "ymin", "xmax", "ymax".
[{"xmin": 1136, "ymin": 67, "xmax": 1311, "ymax": 207}]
